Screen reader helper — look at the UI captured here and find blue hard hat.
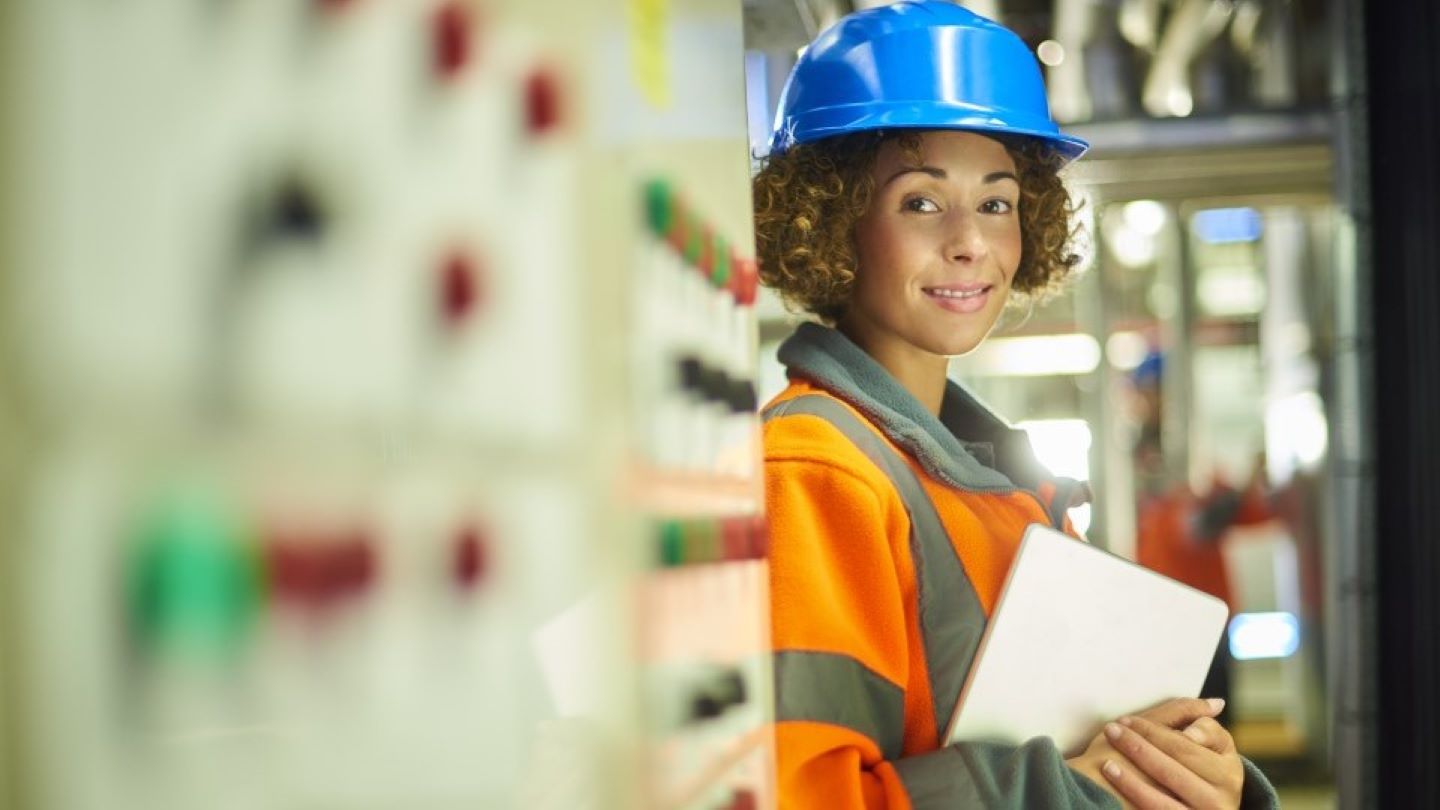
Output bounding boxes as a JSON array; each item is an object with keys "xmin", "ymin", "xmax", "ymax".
[
  {"xmin": 1131, "ymin": 350, "xmax": 1164, "ymax": 388},
  {"xmin": 768, "ymin": 1, "xmax": 1087, "ymax": 163}
]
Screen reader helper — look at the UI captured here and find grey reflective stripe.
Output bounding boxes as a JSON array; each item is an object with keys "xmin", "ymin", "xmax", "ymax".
[
  {"xmin": 764, "ymin": 395, "xmax": 985, "ymax": 747},
  {"xmin": 1045, "ymin": 478, "xmax": 1093, "ymax": 532},
  {"xmin": 773, "ymin": 650, "xmax": 905, "ymax": 760},
  {"xmin": 892, "ymin": 737, "xmax": 1116, "ymax": 810},
  {"xmin": 892, "ymin": 748, "xmax": 979, "ymax": 809}
]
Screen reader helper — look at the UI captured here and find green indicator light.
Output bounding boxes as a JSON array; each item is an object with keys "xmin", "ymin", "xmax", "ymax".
[
  {"xmin": 126, "ymin": 492, "xmax": 261, "ymax": 659},
  {"xmin": 712, "ymin": 238, "xmax": 732, "ymax": 287},
  {"xmin": 644, "ymin": 180, "xmax": 673, "ymax": 237},
  {"xmin": 683, "ymin": 217, "xmax": 704, "ymax": 266},
  {"xmin": 659, "ymin": 520, "xmax": 685, "ymax": 567}
]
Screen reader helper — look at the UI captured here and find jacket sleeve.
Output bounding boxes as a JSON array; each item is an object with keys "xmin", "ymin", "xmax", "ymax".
[
  {"xmin": 1240, "ymin": 757, "xmax": 1281, "ymax": 809},
  {"xmin": 766, "ymin": 455, "xmax": 1121, "ymax": 810}
]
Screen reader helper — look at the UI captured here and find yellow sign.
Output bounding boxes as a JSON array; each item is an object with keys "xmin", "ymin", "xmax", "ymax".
[{"xmin": 628, "ymin": 0, "xmax": 671, "ymax": 108}]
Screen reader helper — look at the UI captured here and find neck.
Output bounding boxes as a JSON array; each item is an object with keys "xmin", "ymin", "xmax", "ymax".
[{"xmin": 836, "ymin": 317, "xmax": 950, "ymax": 417}]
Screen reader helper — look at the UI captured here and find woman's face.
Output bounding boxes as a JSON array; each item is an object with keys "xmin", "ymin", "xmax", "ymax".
[{"xmin": 846, "ymin": 130, "xmax": 1022, "ymax": 358}]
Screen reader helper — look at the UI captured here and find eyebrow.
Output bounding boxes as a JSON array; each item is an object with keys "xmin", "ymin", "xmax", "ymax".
[{"xmin": 882, "ymin": 166, "xmax": 1020, "ymax": 187}]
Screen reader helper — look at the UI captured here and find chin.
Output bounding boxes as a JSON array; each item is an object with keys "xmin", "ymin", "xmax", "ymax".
[
  {"xmin": 911, "ymin": 310, "xmax": 1005, "ymax": 358},
  {"xmin": 919, "ymin": 331, "xmax": 988, "ymax": 358}
]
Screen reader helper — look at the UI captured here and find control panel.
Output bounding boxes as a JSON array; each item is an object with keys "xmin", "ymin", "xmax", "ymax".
[{"xmin": 0, "ymin": 0, "xmax": 771, "ymax": 808}]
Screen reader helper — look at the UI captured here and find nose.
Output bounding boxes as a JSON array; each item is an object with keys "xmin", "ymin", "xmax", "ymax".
[{"xmin": 944, "ymin": 209, "xmax": 988, "ymax": 263}]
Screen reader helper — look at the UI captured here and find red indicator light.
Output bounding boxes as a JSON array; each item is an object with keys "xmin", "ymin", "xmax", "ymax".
[
  {"xmin": 748, "ymin": 515, "xmax": 770, "ymax": 559},
  {"xmin": 525, "ymin": 68, "xmax": 562, "ymax": 135},
  {"xmin": 720, "ymin": 518, "xmax": 745, "ymax": 561},
  {"xmin": 440, "ymin": 251, "xmax": 480, "ymax": 325},
  {"xmin": 729, "ymin": 789, "xmax": 758, "ymax": 810},
  {"xmin": 725, "ymin": 789, "xmax": 760, "ymax": 807},
  {"xmin": 433, "ymin": 3, "xmax": 472, "ymax": 80},
  {"xmin": 264, "ymin": 528, "xmax": 377, "ymax": 609},
  {"xmin": 454, "ymin": 526, "xmax": 488, "ymax": 589},
  {"xmin": 335, "ymin": 533, "xmax": 375, "ymax": 594},
  {"xmin": 267, "ymin": 542, "xmax": 313, "ymax": 605},
  {"xmin": 733, "ymin": 257, "xmax": 760, "ymax": 306}
]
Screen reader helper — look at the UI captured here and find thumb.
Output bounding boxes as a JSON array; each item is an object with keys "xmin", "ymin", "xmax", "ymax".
[{"xmin": 1136, "ymin": 697, "xmax": 1224, "ymax": 729}]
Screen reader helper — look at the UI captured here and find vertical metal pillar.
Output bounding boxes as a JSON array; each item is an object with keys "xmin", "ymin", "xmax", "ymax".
[
  {"xmin": 1157, "ymin": 205, "xmax": 1196, "ymax": 490},
  {"xmin": 1074, "ymin": 208, "xmax": 1115, "ymax": 551},
  {"xmin": 1327, "ymin": 0, "xmax": 1378, "ymax": 804}
]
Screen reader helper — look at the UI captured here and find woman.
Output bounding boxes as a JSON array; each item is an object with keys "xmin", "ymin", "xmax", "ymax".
[{"xmin": 753, "ymin": 3, "xmax": 1279, "ymax": 808}]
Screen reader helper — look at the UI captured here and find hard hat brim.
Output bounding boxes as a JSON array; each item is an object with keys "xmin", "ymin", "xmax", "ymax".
[{"xmin": 770, "ymin": 101, "xmax": 1089, "ymax": 165}]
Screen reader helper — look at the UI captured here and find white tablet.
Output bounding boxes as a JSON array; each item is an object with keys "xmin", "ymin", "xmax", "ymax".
[{"xmin": 944, "ymin": 523, "xmax": 1229, "ymax": 756}]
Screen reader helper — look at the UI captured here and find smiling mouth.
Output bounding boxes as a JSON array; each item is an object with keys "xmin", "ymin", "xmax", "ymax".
[
  {"xmin": 922, "ymin": 284, "xmax": 995, "ymax": 314},
  {"xmin": 922, "ymin": 285, "xmax": 993, "ymax": 299}
]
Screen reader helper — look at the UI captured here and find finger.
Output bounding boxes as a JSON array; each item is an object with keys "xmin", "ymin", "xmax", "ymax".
[
  {"xmin": 1101, "ymin": 759, "xmax": 1186, "ymax": 810},
  {"xmin": 1179, "ymin": 716, "xmax": 1235, "ymax": 755},
  {"xmin": 1120, "ymin": 715, "xmax": 1229, "ymax": 781},
  {"xmin": 1085, "ymin": 738, "xmax": 1171, "ymax": 794},
  {"xmin": 1136, "ymin": 697, "xmax": 1225, "ymax": 729},
  {"xmin": 1104, "ymin": 721, "xmax": 1217, "ymax": 806}
]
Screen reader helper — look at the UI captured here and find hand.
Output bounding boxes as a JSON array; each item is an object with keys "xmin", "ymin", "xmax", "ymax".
[
  {"xmin": 1067, "ymin": 738, "xmax": 1149, "ymax": 810},
  {"xmin": 1099, "ymin": 711, "xmax": 1245, "ymax": 809},
  {"xmin": 1065, "ymin": 698, "xmax": 1227, "ymax": 809}
]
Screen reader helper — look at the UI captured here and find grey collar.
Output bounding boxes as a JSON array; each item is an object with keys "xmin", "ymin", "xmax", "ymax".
[{"xmin": 776, "ymin": 323, "xmax": 1059, "ymax": 495}]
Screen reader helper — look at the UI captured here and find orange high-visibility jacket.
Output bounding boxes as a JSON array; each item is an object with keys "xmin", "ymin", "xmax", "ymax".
[{"xmin": 762, "ymin": 324, "xmax": 1278, "ymax": 810}]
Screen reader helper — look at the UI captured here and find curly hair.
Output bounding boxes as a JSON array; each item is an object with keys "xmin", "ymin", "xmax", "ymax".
[{"xmin": 752, "ymin": 129, "xmax": 1082, "ymax": 323}]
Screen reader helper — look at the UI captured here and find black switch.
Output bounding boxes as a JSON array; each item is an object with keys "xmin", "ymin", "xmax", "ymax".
[
  {"xmin": 678, "ymin": 355, "xmax": 704, "ymax": 394},
  {"xmin": 270, "ymin": 178, "xmax": 325, "ymax": 240},
  {"xmin": 728, "ymin": 379, "xmax": 758, "ymax": 414},
  {"xmin": 687, "ymin": 666, "xmax": 748, "ymax": 722}
]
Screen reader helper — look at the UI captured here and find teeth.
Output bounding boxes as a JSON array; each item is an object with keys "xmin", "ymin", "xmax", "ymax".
[{"xmin": 927, "ymin": 287, "xmax": 987, "ymax": 299}]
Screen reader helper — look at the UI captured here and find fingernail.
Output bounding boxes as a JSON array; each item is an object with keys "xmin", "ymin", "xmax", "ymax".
[
  {"xmin": 1184, "ymin": 725, "xmax": 1207, "ymax": 742},
  {"xmin": 1105, "ymin": 722, "xmax": 1122, "ymax": 741},
  {"xmin": 1103, "ymin": 760, "xmax": 1121, "ymax": 779},
  {"xmin": 1117, "ymin": 716, "xmax": 1134, "ymax": 727},
  {"xmin": 1207, "ymin": 698, "xmax": 1226, "ymax": 713}
]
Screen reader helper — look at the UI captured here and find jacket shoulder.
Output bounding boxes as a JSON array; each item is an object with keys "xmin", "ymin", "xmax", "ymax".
[{"xmin": 762, "ymin": 381, "xmax": 900, "ymax": 501}]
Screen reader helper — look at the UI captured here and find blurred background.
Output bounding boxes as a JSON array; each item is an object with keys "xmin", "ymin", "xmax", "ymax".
[{"xmin": 2, "ymin": 0, "xmax": 1437, "ymax": 808}]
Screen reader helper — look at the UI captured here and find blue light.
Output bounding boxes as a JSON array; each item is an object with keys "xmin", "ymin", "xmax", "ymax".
[
  {"xmin": 1193, "ymin": 208, "xmax": 1262, "ymax": 244},
  {"xmin": 1227, "ymin": 612, "xmax": 1301, "ymax": 660}
]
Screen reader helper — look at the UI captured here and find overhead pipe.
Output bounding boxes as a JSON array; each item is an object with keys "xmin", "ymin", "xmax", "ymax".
[{"xmin": 1141, "ymin": 0, "xmax": 1236, "ymax": 117}]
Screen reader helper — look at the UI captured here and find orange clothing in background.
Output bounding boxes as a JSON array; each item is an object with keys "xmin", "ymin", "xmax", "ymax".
[
  {"xmin": 1136, "ymin": 489, "xmax": 1233, "ymax": 610},
  {"xmin": 1135, "ymin": 482, "xmax": 1274, "ymax": 613}
]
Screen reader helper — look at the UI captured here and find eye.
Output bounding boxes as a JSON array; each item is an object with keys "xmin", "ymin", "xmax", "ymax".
[
  {"xmin": 980, "ymin": 198, "xmax": 1016, "ymax": 215},
  {"xmin": 902, "ymin": 196, "xmax": 941, "ymax": 214}
]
